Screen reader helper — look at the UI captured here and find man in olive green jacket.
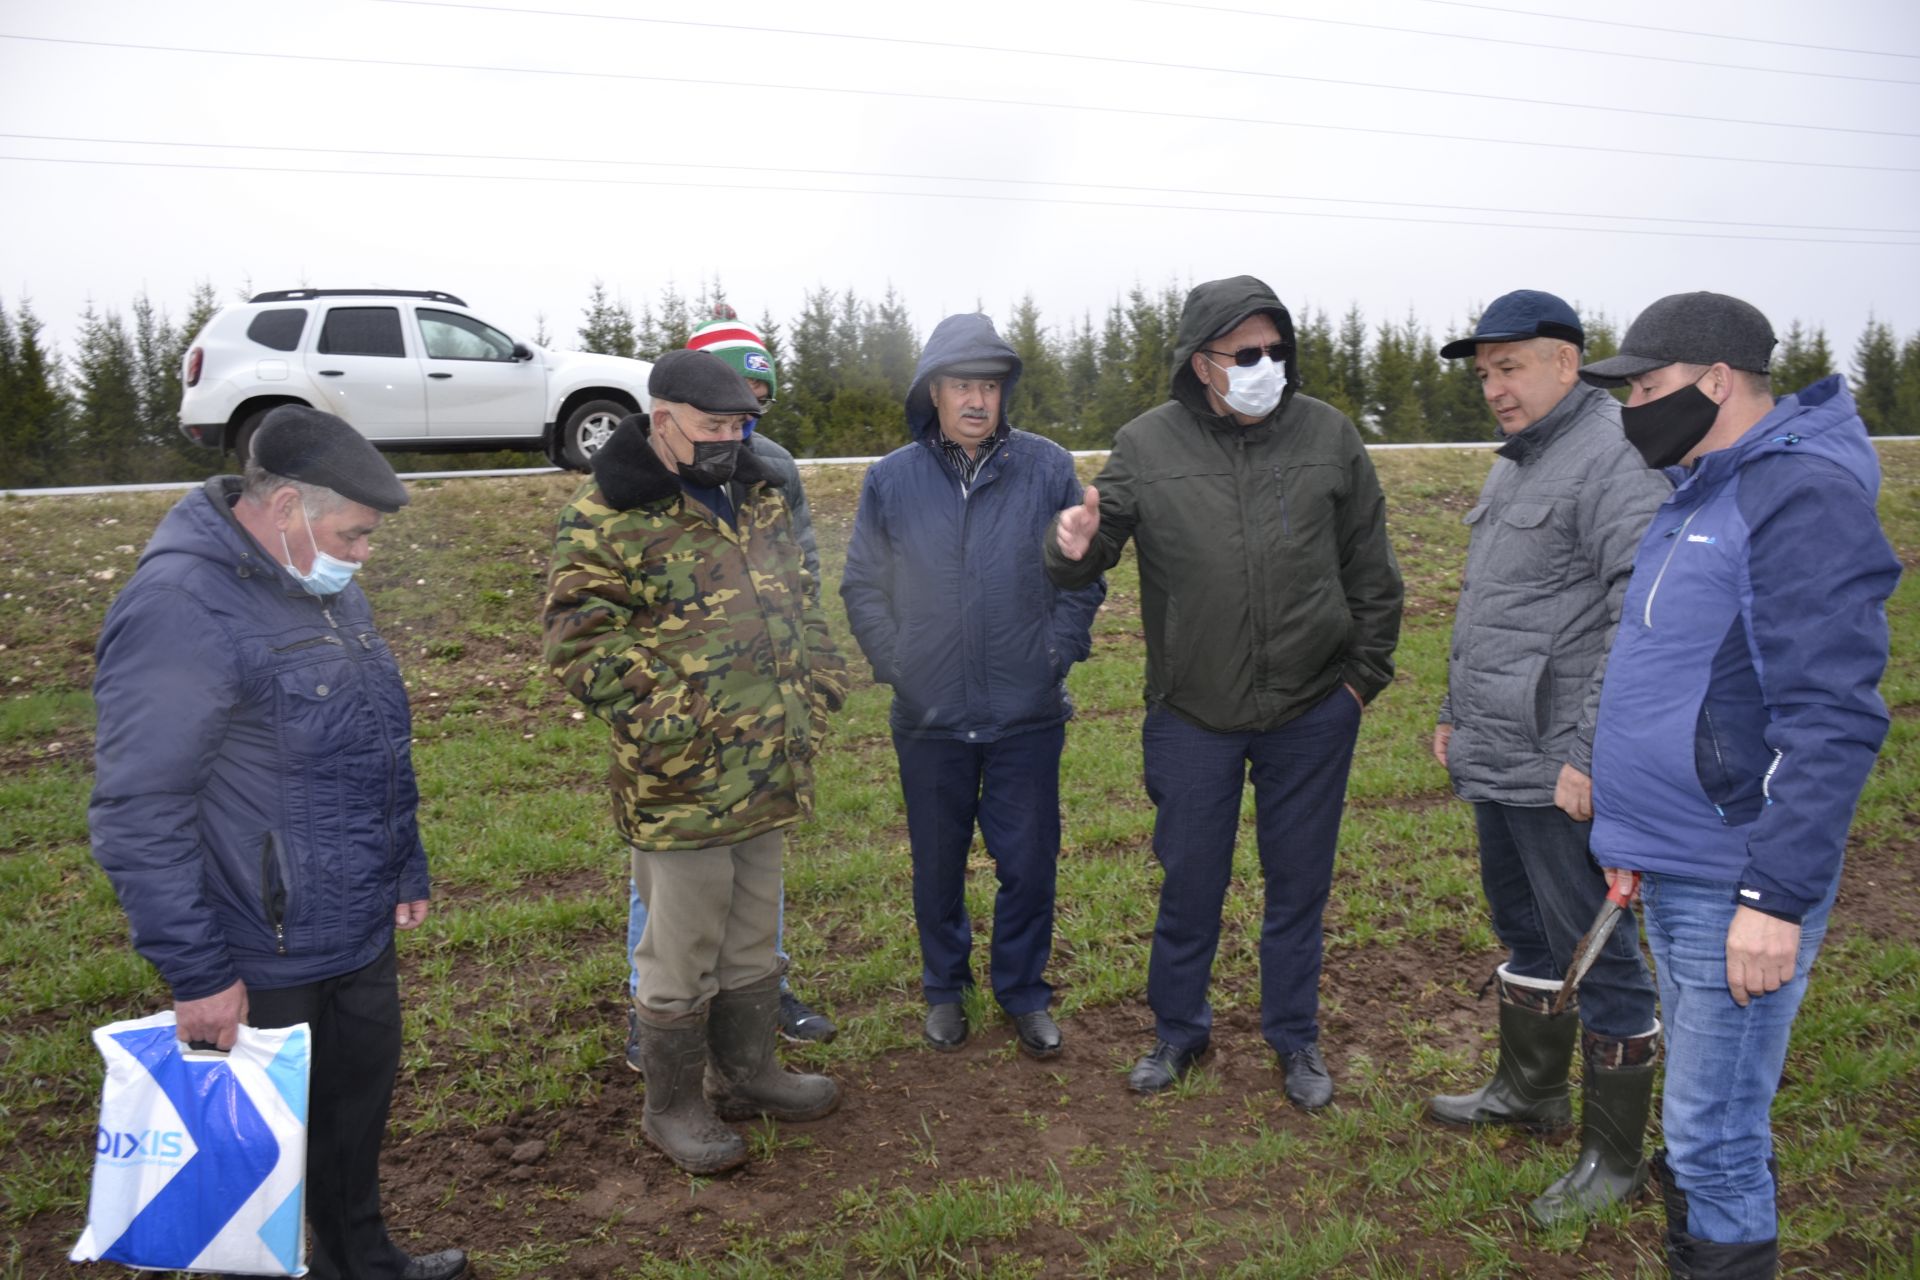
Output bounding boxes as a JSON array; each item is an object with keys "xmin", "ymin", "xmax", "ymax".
[
  {"xmin": 1047, "ymin": 274, "xmax": 1403, "ymax": 1107},
  {"xmin": 544, "ymin": 351, "xmax": 849, "ymax": 1175}
]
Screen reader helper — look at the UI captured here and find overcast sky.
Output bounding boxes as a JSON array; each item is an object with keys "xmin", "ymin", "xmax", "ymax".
[{"xmin": 2, "ymin": 0, "xmax": 1916, "ymax": 368}]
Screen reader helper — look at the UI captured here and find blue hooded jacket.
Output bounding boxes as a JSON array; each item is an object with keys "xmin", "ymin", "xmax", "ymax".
[
  {"xmin": 1590, "ymin": 377, "xmax": 1900, "ymax": 920},
  {"xmin": 90, "ymin": 479, "xmax": 430, "ymax": 998},
  {"xmin": 840, "ymin": 313, "xmax": 1105, "ymax": 741}
]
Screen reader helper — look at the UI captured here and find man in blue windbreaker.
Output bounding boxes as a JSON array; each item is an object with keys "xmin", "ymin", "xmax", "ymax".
[
  {"xmin": 90, "ymin": 407, "xmax": 466, "ymax": 1280},
  {"xmin": 1582, "ymin": 293, "xmax": 1900, "ymax": 1279},
  {"xmin": 840, "ymin": 312, "xmax": 1104, "ymax": 1059}
]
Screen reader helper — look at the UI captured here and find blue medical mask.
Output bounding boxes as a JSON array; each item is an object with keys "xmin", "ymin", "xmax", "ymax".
[{"xmin": 280, "ymin": 503, "xmax": 362, "ymax": 597}]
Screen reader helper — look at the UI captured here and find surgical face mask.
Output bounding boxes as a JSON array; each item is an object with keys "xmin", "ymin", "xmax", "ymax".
[
  {"xmin": 1213, "ymin": 354, "xmax": 1285, "ymax": 418},
  {"xmin": 1622, "ymin": 376, "xmax": 1719, "ymax": 469},
  {"xmin": 280, "ymin": 503, "xmax": 362, "ymax": 597},
  {"xmin": 670, "ymin": 412, "xmax": 743, "ymax": 486}
]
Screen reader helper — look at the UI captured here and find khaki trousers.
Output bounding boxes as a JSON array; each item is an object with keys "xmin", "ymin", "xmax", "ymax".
[{"xmin": 630, "ymin": 829, "xmax": 783, "ymax": 1022}]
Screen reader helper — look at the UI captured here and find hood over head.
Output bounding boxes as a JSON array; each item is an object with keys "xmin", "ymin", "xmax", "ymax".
[
  {"xmin": 1170, "ymin": 275, "xmax": 1299, "ymax": 422},
  {"xmin": 905, "ymin": 313, "xmax": 1024, "ymax": 438}
]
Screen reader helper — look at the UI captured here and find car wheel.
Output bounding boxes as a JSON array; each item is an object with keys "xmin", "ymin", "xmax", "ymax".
[
  {"xmin": 558, "ymin": 399, "xmax": 630, "ymax": 471},
  {"xmin": 232, "ymin": 408, "xmax": 276, "ymax": 467}
]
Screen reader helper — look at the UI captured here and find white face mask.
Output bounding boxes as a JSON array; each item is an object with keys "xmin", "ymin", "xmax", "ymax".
[
  {"xmin": 280, "ymin": 503, "xmax": 362, "ymax": 597},
  {"xmin": 1216, "ymin": 355, "xmax": 1285, "ymax": 418}
]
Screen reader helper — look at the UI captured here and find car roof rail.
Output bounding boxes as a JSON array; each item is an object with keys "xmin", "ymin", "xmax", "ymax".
[{"xmin": 247, "ymin": 288, "xmax": 469, "ymax": 306}]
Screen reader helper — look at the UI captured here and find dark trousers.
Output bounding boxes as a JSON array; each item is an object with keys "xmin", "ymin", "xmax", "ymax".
[
  {"xmin": 1474, "ymin": 801, "xmax": 1658, "ymax": 1039},
  {"xmin": 893, "ymin": 723, "xmax": 1065, "ymax": 1016},
  {"xmin": 1142, "ymin": 688, "xmax": 1360, "ymax": 1054},
  {"xmin": 248, "ymin": 942, "xmax": 407, "ymax": 1280}
]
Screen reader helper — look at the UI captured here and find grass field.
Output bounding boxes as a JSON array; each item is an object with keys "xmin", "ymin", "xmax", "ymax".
[{"xmin": 2, "ymin": 442, "xmax": 1915, "ymax": 1278}]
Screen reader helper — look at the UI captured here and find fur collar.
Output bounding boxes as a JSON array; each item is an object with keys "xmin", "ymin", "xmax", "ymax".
[{"xmin": 590, "ymin": 414, "xmax": 785, "ymax": 511}]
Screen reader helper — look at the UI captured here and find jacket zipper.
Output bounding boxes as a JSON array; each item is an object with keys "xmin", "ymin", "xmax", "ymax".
[
  {"xmin": 1761, "ymin": 749, "xmax": 1784, "ymax": 805},
  {"xmin": 1642, "ymin": 508, "xmax": 1700, "ymax": 628},
  {"xmin": 271, "ymin": 634, "xmax": 344, "ymax": 654},
  {"xmin": 261, "ymin": 832, "xmax": 289, "ymax": 954}
]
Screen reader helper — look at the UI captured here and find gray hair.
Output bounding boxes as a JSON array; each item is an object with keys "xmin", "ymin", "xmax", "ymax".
[{"xmin": 241, "ymin": 460, "xmax": 351, "ymax": 514}]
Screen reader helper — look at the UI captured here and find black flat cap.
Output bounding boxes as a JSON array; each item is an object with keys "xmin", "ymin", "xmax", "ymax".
[
  {"xmin": 648, "ymin": 349, "xmax": 763, "ymax": 415},
  {"xmin": 253, "ymin": 405, "xmax": 409, "ymax": 511},
  {"xmin": 1580, "ymin": 292, "xmax": 1776, "ymax": 387}
]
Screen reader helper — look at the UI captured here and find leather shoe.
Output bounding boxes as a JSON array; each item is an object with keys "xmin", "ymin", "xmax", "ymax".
[
  {"xmin": 1128, "ymin": 1038, "xmax": 1207, "ymax": 1093},
  {"xmin": 1280, "ymin": 1043, "xmax": 1334, "ymax": 1110},
  {"xmin": 401, "ymin": 1249, "xmax": 469, "ymax": 1280},
  {"xmin": 1011, "ymin": 1009, "xmax": 1062, "ymax": 1059},
  {"xmin": 924, "ymin": 1002, "xmax": 968, "ymax": 1050}
]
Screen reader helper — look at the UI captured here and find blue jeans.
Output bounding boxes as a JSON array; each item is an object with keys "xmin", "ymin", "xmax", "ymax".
[
  {"xmin": 1141, "ymin": 688, "xmax": 1360, "ymax": 1054},
  {"xmin": 893, "ymin": 722, "xmax": 1065, "ymax": 1016},
  {"xmin": 1474, "ymin": 802, "xmax": 1657, "ymax": 1039},
  {"xmin": 628, "ymin": 882, "xmax": 787, "ymax": 997},
  {"xmin": 1644, "ymin": 868, "xmax": 1839, "ymax": 1244}
]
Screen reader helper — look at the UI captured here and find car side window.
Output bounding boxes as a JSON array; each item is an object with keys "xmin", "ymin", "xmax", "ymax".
[
  {"xmin": 246, "ymin": 308, "xmax": 308, "ymax": 352},
  {"xmin": 318, "ymin": 307, "xmax": 405, "ymax": 358},
  {"xmin": 417, "ymin": 308, "xmax": 517, "ymax": 361}
]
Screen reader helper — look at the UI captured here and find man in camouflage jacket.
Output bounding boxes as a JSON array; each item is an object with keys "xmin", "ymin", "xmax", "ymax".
[{"xmin": 543, "ymin": 351, "xmax": 848, "ymax": 1175}]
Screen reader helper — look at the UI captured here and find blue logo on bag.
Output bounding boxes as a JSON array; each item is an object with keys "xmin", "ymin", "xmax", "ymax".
[{"xmin": 95, "ymin": 1127, "xmax": 188, "ymax": 1163}]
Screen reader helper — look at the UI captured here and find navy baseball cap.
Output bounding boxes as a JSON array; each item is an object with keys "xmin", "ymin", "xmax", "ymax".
[{"xmin": 1439, "ymin": 290, "xmax": 1585, "ymax": 359}]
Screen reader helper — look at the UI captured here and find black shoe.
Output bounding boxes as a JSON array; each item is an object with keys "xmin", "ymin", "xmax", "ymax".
[
  {"xmin": 924, "ymin": 1002, "xmax": 968, "ymax": 1050},
  {"xmin": 401, "ymin": 1249, "xmax": 469, "ymax": 1280},
  {"xmin": 1011, "ymin": 1009, "xmax": 1062, "ymax": 1059},
  {"xmin": 1280, "ymin": 1043, "xmax": 1333, "ymax": 1110},
  {"xmin": 778, "ymin": 990, "xmax": 838, "ymax": 1044},
  {"xmin": 625, "ymin": 1008, "xmax": 642, "ymax": 1074},
  {"xmin": 1128, "ymin": 1038, "xmax": 1207, "ymax": 1093}
]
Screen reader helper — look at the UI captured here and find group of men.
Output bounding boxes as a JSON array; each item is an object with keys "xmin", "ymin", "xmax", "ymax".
[{"xmin": 87, "ymin": 276, "xmax": 1897, "ymax": 1279}]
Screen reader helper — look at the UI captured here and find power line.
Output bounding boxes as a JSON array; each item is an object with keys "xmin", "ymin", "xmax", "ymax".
[
  {"xmin": 9, "ymin": 131, "xmax": 1915, "ymax": 237},
  {"xmin": 3, "ymin": 35, "xmax": 1914, "ymax": 176},
  {"xmin": 370, "ymin": 0, "xmax": 1920, "ymax": 137},
  {"xmin": 1129, "ymin": 0, "xmax": 1920, "ymax": 84},
  {"xmin": 5, "ymin": 153, "xmax": 1915, "ymax": 248},
  {"xmin": 1407, "ymin": 0, "xmax": 1920, "ymax": 61}
]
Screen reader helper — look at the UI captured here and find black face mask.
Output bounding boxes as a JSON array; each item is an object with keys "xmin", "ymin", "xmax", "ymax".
[
  {"xmin": 668, "ymin": 414, "xmax": 742, "ymax": 486},
  {"xmin": 1621, "ymin": 380, "xmax": 1719, "ymax": 469}
]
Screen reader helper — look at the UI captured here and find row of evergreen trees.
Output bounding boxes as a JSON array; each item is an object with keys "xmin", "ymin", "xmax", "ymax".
[{"xmin": 3, "ymin": 280, "xmax": 1916, "ymax": 489}]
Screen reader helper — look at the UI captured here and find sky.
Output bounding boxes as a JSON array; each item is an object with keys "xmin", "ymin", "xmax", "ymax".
[{"xmin": 1, "ymin": 0, "xmax": 1916, "ymax": 368}]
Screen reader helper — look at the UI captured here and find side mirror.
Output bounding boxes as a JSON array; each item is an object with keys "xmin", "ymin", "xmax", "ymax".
[{"xmin": 512, "ymin": 342, "xmax": 534, "ymax": 361}]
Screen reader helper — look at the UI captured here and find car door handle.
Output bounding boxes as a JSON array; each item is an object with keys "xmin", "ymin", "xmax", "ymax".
[
  {"xmin": 317, "ymin": 369, "xmax": 344, "ymax": 377},
  {"xmin": 429, "ymin": 372, "xmax": 452, "ymax": 379}
]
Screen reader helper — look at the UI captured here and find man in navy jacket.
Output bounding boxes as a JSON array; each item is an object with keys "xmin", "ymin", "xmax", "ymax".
[
  {"xmin": 840, "ymin": 313, "xmax": 1104, "ymax": 1058},
  {"xmin": 90, "ymin": 407, "xmax": 465, "ymax": 1280},
  {"xmin": 1583, "ymin": 294, "xmax": 1899, "ymax": 1279}
]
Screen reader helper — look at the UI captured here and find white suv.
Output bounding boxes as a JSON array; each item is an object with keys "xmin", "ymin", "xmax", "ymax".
[{"xmin": 179, "ymin": 289, "xmax": 653, "ymax": 471}]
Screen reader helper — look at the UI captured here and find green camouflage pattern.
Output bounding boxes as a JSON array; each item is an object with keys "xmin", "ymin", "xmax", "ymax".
[{"xmin": 544, "ymin": 479, "xmax": 848, "ymax": 851}]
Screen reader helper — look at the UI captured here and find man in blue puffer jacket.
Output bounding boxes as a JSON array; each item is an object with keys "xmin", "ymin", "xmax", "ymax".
[
  {"xmin": 90, "ymin": 407, "xmax": 465, "ymax": 1280},
  {"xmin": 1582, "ymin": 294, "xmax": 1900, "ymax": 1280},
  {"xmin": 841, "ymin": 312, "xmax": 1105, "ymax": 1059}
]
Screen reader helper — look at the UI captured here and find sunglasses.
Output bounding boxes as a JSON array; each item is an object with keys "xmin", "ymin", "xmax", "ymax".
[{"xmin": 1202, "ymin": 342, "xmax": 1290, "ymax": 368}]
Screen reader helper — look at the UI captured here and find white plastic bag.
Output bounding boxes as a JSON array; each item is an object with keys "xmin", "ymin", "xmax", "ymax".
[{"xmin": 70, "ymin": 1011, "xmax": 311, "ymax": 1276}]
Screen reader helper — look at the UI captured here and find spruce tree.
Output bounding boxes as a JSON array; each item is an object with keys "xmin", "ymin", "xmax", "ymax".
[
  {"xmin": 1335, "ymin": 305, "xmax": 1369, "ymax": 425},
  {"xmin": 1005, "ymin": 293, "xmax": 1066, "ymax": 437},
  {"xmin": 73, "ymin": 300, "xmax": 145, "ymax": 483},
  {"xmin": 1892, "ymin": 331, "xmax": 1920, "ymax": 436},
  {"xmin": 655, "ymin": 281, "xmax": 693, "ymax": 354},
  {"xmin": 1773, "ymin": 320, "xmax": 1836, "ymax": 395},
  {"xmin": 1850, "ymin": 315, "xmax": 1898, "ymax": 435},
  {"xmin": 577, "ymin": 280, "xmax": 638, "ymax": 359},
  {"xmin": 0, "ymin": 298, "xmax": 71, "ymax": 487}
]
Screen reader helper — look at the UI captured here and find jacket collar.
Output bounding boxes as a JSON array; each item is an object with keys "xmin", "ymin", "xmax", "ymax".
[
  {"xmin": 590, "ymin": 414, "xmax": 785, "ymax": 512},
  {"xmin": 1495, "ymin": 382, "xmax": 1606, "ymax": 463}
]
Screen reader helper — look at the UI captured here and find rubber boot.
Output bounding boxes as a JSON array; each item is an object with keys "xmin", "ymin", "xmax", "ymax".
[
  {"xmin": 1654, "ymin": 1148, "xmax": 1780, "ymax": 1279},
  {"xmin": 632, "ymin": 1013, "xmax": 748, "ymax": 1175},
  {"xmin": 704, "ymin": 974, "xmax": 840, "ymax": 1124},
  {"xmin": 1430, "ymin": 964, "xmax": 1577, "ymax": 1132},
  {"xmin": 1528, "ymin": 1024, "xmax": 1660, "ymax": 1224}
]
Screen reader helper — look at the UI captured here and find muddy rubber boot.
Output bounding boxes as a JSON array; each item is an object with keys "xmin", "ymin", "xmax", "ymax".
[
  {"xmin": 633, "ymin": 1014, "xmax": 748, "ymax": 1175},
  {"xmin": 704, "ymin": 975, "xmax": 840, "ymax": 1124},
  {"xmin": 1655, "ymin": 1148, "xmax": 1780, "ymax": 1279},
  {"xmin": 1528, "ymin": 1024, "xmax": 1660, "ymax": 1225},
  {"xmin": 1430, "ymin": 965, "xmax": 1577, "ymax": 1132}
]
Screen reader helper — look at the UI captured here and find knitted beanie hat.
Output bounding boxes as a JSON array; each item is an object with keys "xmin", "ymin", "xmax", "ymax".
[{"xmin": 686, "ymin": 304, "xmax": 777, "ymax": 400}]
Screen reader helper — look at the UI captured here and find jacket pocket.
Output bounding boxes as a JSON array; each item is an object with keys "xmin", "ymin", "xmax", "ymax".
[
  {"xmin": 260, "ymin": 831, "xmax": 292, "ymax": 955},
  {"xmin": 1493, "ymin": 501, "xmax": 1568, "ymax": 585},
  {"xmin": 273, "ymin": 657, "xmax": 365, "ymax": 761},
  {"xmin": 1693, "ymin": 701, "xmax": 1767, "ymax": 825}
]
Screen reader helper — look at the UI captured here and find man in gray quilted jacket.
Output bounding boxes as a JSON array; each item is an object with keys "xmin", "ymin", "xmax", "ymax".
[{"xmin": 1427, "ymin": 290, "xmax": 1670, "ymax": 1225}]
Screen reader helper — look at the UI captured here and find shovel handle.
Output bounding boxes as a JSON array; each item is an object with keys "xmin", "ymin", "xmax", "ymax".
[{"xmin": 1606, "ymin": 871, "xmax": 1641, "ymax": 910}]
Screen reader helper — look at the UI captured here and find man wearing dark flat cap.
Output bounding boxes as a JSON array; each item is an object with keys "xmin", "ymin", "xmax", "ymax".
[
  {"xmin": 841, "ymin": 313, "xmax": 1104, "ymax": 1061},
  {"xmin": 1424, "ymin": 290, "xmax": 1669, "ymax": 1225},
  {"xmin": 1045, "ymin": 276, "xmax": 1403, "ymax": 1107},
  {"xmin": 90, "ymin": 405, "xmax": 467, "ymax": 1279},
  {"xmin": 544, "ymin": 350, "xmax": 849, "ymax": 1175},
  {"xmin": 1581, "ymin": 293, "xmax": 1899, "ymax": 1277}
]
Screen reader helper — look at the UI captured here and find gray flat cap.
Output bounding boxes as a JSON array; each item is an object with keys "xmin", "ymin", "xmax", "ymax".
[
  {"xmin": 253, "ymin": 405, "xmax": 409, "ymax": 511},
  {"xmin": 648, "ymin": 349, "xmax": 763, "ymax": 415},
  {"xmin": 1579, "ymin": 292, "xmax": 1776, "ymax": 387}
]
